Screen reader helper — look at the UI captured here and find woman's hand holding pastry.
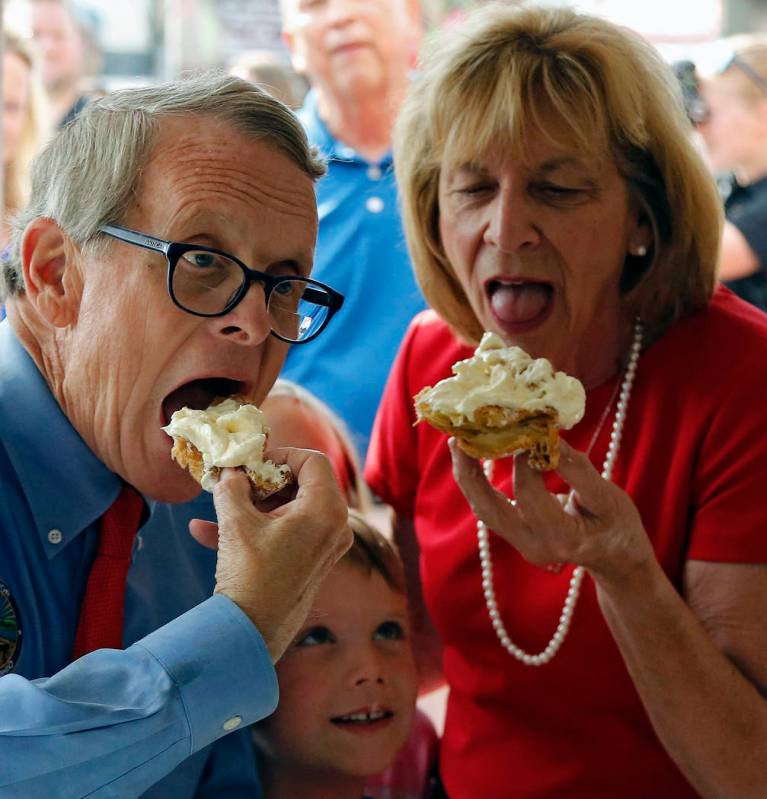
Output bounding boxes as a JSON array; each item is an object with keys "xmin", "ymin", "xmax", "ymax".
[
  {"xmin": 189, "ymin": 447, "xmax": 352, "ymax": 662},
  {"xmin": 450, "ymin": 438, "xmax": 655, "ymax": 585}
]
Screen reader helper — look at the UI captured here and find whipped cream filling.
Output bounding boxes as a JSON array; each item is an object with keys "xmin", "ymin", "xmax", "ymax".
[
  {"xmin": 424, "ymin": 332, "xmax": 585, "ymax": 429},
  {"xmin": 163, "ymin": 398, "xmax": 290, "ymax": 490}
]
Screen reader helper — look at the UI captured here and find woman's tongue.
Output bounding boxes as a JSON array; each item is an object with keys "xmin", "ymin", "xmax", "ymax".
[{"xmin": 490, "ymin": 283, "xmax": 551, "ymax": 324}]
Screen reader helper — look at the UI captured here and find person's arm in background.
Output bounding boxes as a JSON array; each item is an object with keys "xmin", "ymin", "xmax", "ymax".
[
  {"xmin": 718, "ymin": 219, "xmax": 760, "ymax": 280},
  {"xmin": 0, "ymin": 453, "xmax": 349, "ymax": 799}
]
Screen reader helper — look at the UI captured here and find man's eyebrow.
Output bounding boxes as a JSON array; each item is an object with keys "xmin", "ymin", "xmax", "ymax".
[
  {"xmin": 167, "ymin": 230, "xmax": 221, "ymax": 248},
  {"xmin": 170, "ymin": 231, "xmax": 312, "ymax": 274}
]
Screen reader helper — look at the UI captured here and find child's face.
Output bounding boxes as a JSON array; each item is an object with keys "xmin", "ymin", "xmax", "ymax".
[{"xmin": 258, "ymin": 561, "xmax": 418, "ymax": 777}]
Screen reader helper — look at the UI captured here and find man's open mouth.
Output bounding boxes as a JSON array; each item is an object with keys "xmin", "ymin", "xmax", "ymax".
[{"xmin": 162, "ymin": 377, "xmax": 244, "ymax": 426}]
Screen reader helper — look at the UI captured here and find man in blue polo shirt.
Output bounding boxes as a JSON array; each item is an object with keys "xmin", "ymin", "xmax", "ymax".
[
  {"xmin": 279, "ymin": 0, "xmax": 426, "ymax": 459},
  {"xmin": 0, "ymin": 74, "xmax": 350, "ymax": 797}
]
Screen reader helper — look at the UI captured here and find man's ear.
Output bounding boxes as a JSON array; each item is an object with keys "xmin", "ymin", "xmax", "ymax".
[{"xmin": 21, "ymin": 218, "xmax": 82, "ymax": 328}]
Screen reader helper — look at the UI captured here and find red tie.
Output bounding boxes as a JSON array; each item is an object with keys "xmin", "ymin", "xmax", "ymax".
[{"xmin": 71, "ymin": 485, "xmax": 145, "ymax": 659}]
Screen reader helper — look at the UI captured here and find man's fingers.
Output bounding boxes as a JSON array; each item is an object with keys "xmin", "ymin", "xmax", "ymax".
[
  {"xmin": 264, "ymin": 446, "xmax": 332, "ymax": 479},
  {"xmin": 188, "ymin": 518, "xmax": 219, "ymax": 550},
  {"xmin": 264, "ymin": 447, "xmax": 338, "ymax": 499},
  {"xmin": 213, "ymin": 468, "xmax": 266, "ymax": 529}
]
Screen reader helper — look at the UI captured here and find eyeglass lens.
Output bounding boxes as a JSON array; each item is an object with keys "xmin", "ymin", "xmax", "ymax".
[{"xmin": 172, "ymin": 249, "xmax": 330, "ymax": 342}]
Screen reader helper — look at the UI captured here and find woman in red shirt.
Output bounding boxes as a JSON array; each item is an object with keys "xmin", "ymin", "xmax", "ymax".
[{"xmin": 366, "ymin": 5, "xmax": 767, "ymax": 797}]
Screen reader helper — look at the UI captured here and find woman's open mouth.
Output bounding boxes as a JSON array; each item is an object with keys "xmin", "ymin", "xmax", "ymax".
[{"xmin": 486, "ymin": 279, "xmax": 554, "ymax": 334}]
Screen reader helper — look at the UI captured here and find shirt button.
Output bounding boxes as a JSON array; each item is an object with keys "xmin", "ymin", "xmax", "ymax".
[
  {"xmin": 366, "ymin": 196, "xmax": 384, "ymax": 214},
  {"xmin": 367, "ymin": 165, "xmax": 382, "ymax": 180},
  {"xmin": 48, "ymin": 529, "xmax": 63, "ymax": 545},
  {"xmin": 223, "ymin": 715, "xmax": 242, "ymax": 731}
]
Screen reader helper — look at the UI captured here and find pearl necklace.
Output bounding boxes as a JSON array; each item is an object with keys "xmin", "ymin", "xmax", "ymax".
[{"xmin": 476, "ymin": 320, "xmax": 644, "ymax": 666}]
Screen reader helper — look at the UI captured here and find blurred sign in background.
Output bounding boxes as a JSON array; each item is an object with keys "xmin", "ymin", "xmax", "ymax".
[{"xmin": 2, "ymin": 0, "xmax": 766, "ymax": 89}]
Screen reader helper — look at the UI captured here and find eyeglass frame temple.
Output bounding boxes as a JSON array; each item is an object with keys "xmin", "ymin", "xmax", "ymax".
[{"xmin": 101, "ymin": 224, "xmax": 172, "ymax": 257}]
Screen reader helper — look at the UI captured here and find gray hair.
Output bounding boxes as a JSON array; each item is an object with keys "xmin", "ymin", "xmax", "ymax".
[{"xmin": 2, "ymin": 72, "xmax": 325, "ymax": 299}]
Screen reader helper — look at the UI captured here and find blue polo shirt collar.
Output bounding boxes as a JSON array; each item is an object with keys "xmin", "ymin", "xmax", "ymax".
[
  {"xmin": 0, "ymin": 321, "xmax": 121, "ymax": 557},
  {"xmin": 299, "ymin": 90, "xmax": 393, "ymax": 167}
]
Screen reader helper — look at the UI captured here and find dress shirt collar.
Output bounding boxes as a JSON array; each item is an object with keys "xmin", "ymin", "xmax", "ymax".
[{"xmin": 0, "ymin": 320, "xmax": 121, "ymax": 557}]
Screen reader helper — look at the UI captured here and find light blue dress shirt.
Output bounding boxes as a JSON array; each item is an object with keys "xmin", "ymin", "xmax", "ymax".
[
  {"xmin": 280, "ymin": 90, "xmax": 426, "ymax": 459},
  {"xmin": 0, "ymin": 320, "xmax": 275, "ymax": 798}
]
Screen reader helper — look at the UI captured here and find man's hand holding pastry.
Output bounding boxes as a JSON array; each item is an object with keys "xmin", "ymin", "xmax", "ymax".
[
  {"xmin": 191, "ymin": 447, "xmax": 351, "ymax": 662},
  {"xmin": 167, "ymin": 399, "xmax": 351, "ymax": 661}
]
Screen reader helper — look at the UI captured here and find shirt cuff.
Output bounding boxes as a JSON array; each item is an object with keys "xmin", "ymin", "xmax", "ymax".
[{"xmin": 134, "ymin": 594, "xmax": 278, "ymax": 753}]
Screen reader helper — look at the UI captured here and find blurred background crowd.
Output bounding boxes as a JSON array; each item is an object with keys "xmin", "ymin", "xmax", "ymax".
[{"xmin": 3, "ymin": 0, "xmax": 767, "ymax": 302}]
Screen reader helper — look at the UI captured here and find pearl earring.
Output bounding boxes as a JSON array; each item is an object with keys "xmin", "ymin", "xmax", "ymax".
[{"xmin": 632, "ymin": 244, "xmax": 648, "ymax": 257}]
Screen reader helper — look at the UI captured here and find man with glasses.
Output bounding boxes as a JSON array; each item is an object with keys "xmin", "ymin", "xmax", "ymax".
[
  {"xmin": 695, "ymin": 36, "xmax": 767, "ymax": 313},
  {"xmin": 0, "ymin": 74, "xmax": 351, "ymax": 797}
]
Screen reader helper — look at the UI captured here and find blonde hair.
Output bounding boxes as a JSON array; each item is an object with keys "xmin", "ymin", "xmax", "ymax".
[
  {"xmin": 3, "ymin": 32, "xmax": 48, "ymax": 223},
  {"xmin": 267, "ymin": 379, "xmax": 374, "ymax": 512},
  {"xmin": 395, "ymin": 3, "xmax": 723, "ymax": 342}
]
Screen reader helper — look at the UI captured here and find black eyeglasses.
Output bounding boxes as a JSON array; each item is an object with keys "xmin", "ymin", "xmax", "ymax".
[{"xmin": 99, "ymin": 224, "xmax": 344, "ymax": 344}]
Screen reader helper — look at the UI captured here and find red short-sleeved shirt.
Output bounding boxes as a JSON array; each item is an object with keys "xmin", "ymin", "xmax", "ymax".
[{"xmin": 366, "ymin": 287, "xmax": 767, "ymax": 799}]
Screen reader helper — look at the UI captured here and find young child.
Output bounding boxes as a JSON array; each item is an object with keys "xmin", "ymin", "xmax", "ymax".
[
  {"xmin": 253, "ymin": 511, "xmax": 436, "ymax": 799},
  {"xmin": 255, "ymin": 382, "xmax": 438, "ymax": 799}
]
